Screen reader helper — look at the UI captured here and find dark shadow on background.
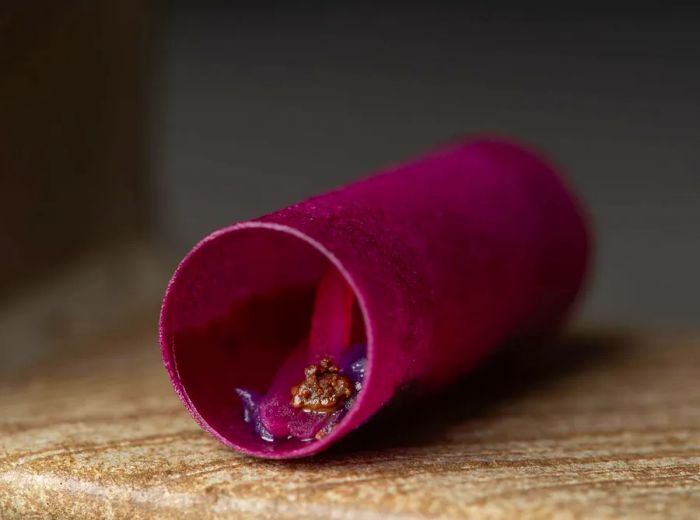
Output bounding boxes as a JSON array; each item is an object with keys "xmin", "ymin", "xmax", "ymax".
[{"xmin": 273, "ymin": 330, "xmax": 632, "ymax": 464}]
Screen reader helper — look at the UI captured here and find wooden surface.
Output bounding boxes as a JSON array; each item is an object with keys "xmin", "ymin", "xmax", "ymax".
[{"xmin": 1, "ymin": 325, "xmax": 699, "ymax": 519}]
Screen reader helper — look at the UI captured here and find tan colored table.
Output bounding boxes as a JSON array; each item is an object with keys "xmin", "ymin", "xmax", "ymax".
[{"xmin": 1, "ymin": 325, "xmax": 699, "ymax": 519}]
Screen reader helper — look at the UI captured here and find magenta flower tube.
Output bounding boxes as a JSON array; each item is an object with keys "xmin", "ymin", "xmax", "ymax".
[{"xmin": 159, "ymin": 138, "xmax": 590, "ymax": 459}]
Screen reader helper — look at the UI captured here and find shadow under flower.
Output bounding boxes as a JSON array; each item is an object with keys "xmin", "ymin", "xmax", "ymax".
[{"xmin": 297, "ymin": 329, "xmax": 633, "ymax": 461}]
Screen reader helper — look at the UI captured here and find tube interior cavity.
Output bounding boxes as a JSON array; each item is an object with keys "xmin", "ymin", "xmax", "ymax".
[{"xmin": 166, "ymin": 226, "xmax": 367, "ymax": 453}]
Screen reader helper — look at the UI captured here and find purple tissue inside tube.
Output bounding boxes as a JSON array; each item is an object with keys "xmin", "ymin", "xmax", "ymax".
[{"xmin": 159, "ymin": 138, "xmax": 591, "ymax": 459}]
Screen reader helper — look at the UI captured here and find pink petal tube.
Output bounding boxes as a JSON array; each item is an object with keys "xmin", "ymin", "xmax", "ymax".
[{"xmin": 159, "ymin": 138, "xmax": 590, "ymax": 459}]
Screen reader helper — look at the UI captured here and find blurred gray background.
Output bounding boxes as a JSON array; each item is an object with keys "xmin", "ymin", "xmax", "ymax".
[{"xmin": 155, "ymin": 3, "xmax": 700, "ymax": 326}]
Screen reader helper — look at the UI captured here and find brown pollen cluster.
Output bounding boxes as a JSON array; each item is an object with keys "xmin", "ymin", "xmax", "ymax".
[{"xmin": 290, "ymin": 357, "xmax": 353, "ymax": 413}]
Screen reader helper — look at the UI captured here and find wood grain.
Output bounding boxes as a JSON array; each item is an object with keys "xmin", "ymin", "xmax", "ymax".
[{"xmin": 1, "ymin": 326, "xmax": 699, "ymax": 519}]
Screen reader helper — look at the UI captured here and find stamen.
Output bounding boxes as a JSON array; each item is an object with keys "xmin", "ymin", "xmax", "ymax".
[{"xmin": 290, "ymin": 357, "xmax": 354, "ymax": 413}]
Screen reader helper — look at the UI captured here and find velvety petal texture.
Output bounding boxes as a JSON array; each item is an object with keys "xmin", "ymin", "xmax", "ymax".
[{"xmin": 159, "ymin": 138, "xmax": 591, "ymax": 458}]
